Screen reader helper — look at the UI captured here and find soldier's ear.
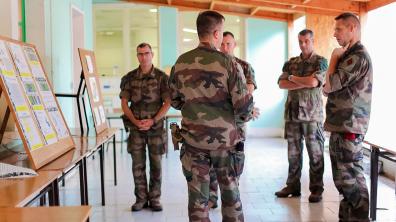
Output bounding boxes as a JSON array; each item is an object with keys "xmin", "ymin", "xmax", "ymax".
[{"xmin": 213, "ymin": 29, "xmax": 219, "ymax": 39}]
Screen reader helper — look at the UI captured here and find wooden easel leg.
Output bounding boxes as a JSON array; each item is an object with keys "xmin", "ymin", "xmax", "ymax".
[{"xmin": 0, "ymin": 107, "xmax": 10, "ymax": 144}]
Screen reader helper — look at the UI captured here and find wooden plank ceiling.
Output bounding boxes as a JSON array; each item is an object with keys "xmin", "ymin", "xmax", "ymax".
[{"xmin": 124, "ymin": 0, "xmax": 395, "ymax": 21}]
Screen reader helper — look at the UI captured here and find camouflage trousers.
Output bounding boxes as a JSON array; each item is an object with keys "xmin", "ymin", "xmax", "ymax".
[
  {"xmin": 180, "ymin": 143, "xmax": 244, "ymax": 222},
  {"xmin": 329, "ymin": 133, "xmax": 369, "ymax": 222},
  {"xmin": 128, "ymin": 131, "xmax": 165, "ymax": 203},
  {"xmin": 209, "ymin": 122, "xmax": 246, "ymax": 205},
  {"xmin": 285, "ymin": 121, "xmax": 325, "ymax": 193},
  {"xmin": 209, "ymin": 151, "xmax": 245, "ymax": 204}
]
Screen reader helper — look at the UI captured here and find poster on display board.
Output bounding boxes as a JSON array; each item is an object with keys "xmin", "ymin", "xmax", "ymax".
[
  {"xmin": 79, "ymin": 48, "xmax": 108, "ymax": 135},
  {"xmin": 0, "ymin": 36, "xmax": 75, "ymax": 170}
]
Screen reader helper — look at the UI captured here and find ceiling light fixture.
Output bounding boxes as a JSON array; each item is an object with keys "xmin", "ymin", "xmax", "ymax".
[{"xmin": 183, "ymin": 28, "xmax": 197, "ymax": 33}]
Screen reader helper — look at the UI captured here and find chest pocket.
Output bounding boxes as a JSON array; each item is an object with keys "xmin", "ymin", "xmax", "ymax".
[
  {"xmin": 129, "ymin": 80, "xmax": 142, "ymax": 103},
  {"xmin": 144, "ymin": 77, "xmax": 161, "ymax": 103}
]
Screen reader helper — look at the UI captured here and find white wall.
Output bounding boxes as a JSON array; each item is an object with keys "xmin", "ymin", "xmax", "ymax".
[
  {"xmin": 0, "ymin": 0, "xmax": 19, "ymax": 130},
  {"xmin": 0, "ymin": 0, "xmax": 19, "ymax": 39}
]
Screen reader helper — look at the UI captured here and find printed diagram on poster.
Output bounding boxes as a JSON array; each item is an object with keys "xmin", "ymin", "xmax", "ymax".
[
  {"xmin": 85, "ymin": 55, "xmax": 94, "ymax": 74},
  {"xmin": 0, "ymin": 43, "xmax": 15, "ymax": 76},
  {"xmin": 23, "ymin": 46, "xmax": 45, "ymax": 78},
  {"xmin": 2, "ymin": 76, "xmax": 27, "ymax": 110},
  {"xmin": 89, "ymin": 77, "xmax": 100, "ymax": 102},
  {"xmin": 49, "ymin": 111, "xmax": 69, "ymax": 139},
  {"xmin": 8, "ymin": 42, "xmax": 31, "ymax": 77},
  {"xmin": 34, "ymin": 110, "xmax": 58, "ymax": 145},
  {"xmin": 19, "ymin": 115, "xmax": 44, "ymax": 150},
  {"xmin": 37, "ymin": 80, "xmax": 50, "ymax": 91}
]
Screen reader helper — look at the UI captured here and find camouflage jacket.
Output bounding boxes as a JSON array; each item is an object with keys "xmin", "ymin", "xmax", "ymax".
[
  {"xmin": 119, "ymin": 65, "xmax": 169, "ymax": 135},
  {"xmin": 235, "ymin": 56, "xmax": 257, "ymax": 90},
  {"xmin": 324, "ymin": 42, "xmax": 372, "ymax": 134},
  {"xmin": 233, "ymin": 57, "xmax": 256, "ymax": 140},
  {"xmin": 278, "ymin": 52, "xmax": 328, "ymax": 122},
  {"xmin": 169, "ymin": 42, "xmax": 254, "ymax": 150}
]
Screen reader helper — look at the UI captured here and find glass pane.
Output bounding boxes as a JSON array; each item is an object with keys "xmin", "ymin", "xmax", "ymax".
[
  {"xmin": 95, "ymin": 8, "xmax": 124, "ymax": 76},
  {"xmin": 178, "ymin": 11, "xmax": 245, "ymax": 59}
]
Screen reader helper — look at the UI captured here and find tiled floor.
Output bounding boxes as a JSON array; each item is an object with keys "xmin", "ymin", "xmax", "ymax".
[{"xmin": 58, "ymin": 137, "xmax": 396, "ymax": 222}]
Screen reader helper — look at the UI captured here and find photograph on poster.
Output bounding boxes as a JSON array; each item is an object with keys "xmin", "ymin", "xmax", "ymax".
[
  {"xmin": 93, "ymin": 107, "xmax": 101, "ymax": 126},
  {"xmin": 89, "ymin": 77, "xmax": 100, "ymax": 102},
  {"xmin": 99, "ymin": 105, "xmax": 106, "ymax": 124},
  {"xmin": 85, "ymin": 55, "xmax": 94, "ymax": 74}
]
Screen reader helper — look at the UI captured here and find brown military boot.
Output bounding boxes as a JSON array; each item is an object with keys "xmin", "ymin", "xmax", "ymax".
[
  {"xmin": 308, "ymin": 191, "xmax": 323, "ymax": 203},
  {"xmin": 149, "ymin": 200, "xmax": 163, "ymax": 212},
  {"xmin": 131, "ymin": 201, "xmax": 149, "ymax": 211},
  {"xmin": 275, "ymin": 186, "xmax": 301, "ymax": 198}
]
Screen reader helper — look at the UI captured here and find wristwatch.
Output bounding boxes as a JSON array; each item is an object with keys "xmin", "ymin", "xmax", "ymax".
[{"xmin": 288, "ymin": 75, "xmax": 293, "ymax": 81}]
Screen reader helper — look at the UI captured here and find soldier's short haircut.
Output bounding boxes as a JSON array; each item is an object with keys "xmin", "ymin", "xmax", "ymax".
[
  {"xmin": 223, "ymin": 31, "xmax": 234, "ymax": 38},
  {"xmin": 298, "ymin": 29, "xmax": 314, "ymax": 38},
  {"xmin": 136, "ymin": 42, "xmax": 152, "ymax": 52},
  {"xmin": 196, "ymin": 10, "xmax": 225, "ymax": 38},
  {"xmin": 335, "ymin": 12, "xmax": 361, "ymax": 30}
]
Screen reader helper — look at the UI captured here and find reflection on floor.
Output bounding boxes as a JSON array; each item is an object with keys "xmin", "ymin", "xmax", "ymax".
[{"xmin": 58, "ymin": 138, "xmax": 396, "ymax": 222}]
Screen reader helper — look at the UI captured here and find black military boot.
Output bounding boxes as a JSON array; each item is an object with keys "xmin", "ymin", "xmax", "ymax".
[
  {"xmin": 149, "ymin": 200, "xmax": 163, "ymax": 212},
  {"xmin": 275, "ymin": 186, "xmax": 301, "ymax": 198},
  {"xmin": 131, "ymin": 201, "xmax": 149, "ymax": 211},
  {"xmin": 308, "ymin": 191, "xmax": 323, "ymax": 203}
]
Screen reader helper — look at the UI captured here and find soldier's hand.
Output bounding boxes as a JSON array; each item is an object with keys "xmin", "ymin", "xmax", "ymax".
[
  {"xmin": 133, "ymin": 120, "xmax": 145, "ymax": 128},
  {"xmin": 140, "ymin": 119, "xmax": 155, "ymax": 128},
  {"xmin": 247, "ymin": 84, "xmax": 255, "ymax": 94},
  {"xmin": 252, "ymin": 107, "xmax": 260, "ymax": 120},
  {"xmin": 331, "ymin": 45, "xmax": 348, "ymax": 60}
]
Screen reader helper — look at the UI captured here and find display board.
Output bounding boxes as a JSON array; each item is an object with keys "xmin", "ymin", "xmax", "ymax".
[
  {"xmin": 78, "ymin": 48, "xmax": 108, "ymax": 135},
  {"xmin": 0, "ymin": 36, "xmax": 74, "ymax": 170}
]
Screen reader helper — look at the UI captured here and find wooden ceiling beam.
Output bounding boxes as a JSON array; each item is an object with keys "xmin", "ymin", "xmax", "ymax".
[
  {"xmin": 305, "ymin": 8, "xmax": 347, "ymax": 16},
  {"xmin": 124, "ymin": 0, "xmax": 288, "ymax": 21},
  {"xmin": 367, "ymin": 0, "xmax": 396, "ymax": 11},
  {"xmin": 209, "ymin": 1, "xmax": 215, "ymax": 10},
  {"xmin": 253, "ymin": 11, "xmax": 289, "ymax": 21},
  {"xmin": 209, "ymin": 0, "xmax": 216, "ymax": 10},
  {"xmin": 215, "ymin": 0, "xmax": 306, "ymax": 14},
  {"xmin": 125, "ymin": 0, "xmax": 208, "ymax": 10},
  {"xmin": 250, "ymin": 7, "xmax": 260, "ymax": 15},
  {"xmin": 244, "ymin": 0, "xmax": 360, "ymax": 13}
]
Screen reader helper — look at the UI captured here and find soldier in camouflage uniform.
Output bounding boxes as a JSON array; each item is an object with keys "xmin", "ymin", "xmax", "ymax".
[
  {"xmin": 323, "ymin": 13, "xmax": 372, "ymax": 221},
  {"xmin": 208, "ymin": 31, "xmax": 258, "ymax": 209},
  {"xmin": 169, "ymin": 11, "xmax": 254, "ymax": 222},
  {"xmin": 276, "ymin": 29, "xmax": 328, "ymax": 203},
  {"xmin": 120, "ymin": 43, "xmax": 170, "ymax": 212}
]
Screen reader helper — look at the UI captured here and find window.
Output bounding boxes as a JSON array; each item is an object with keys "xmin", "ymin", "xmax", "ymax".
[{"xmin": 179, "ymin": 11, "xmax": 245, "ymax": 59}]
